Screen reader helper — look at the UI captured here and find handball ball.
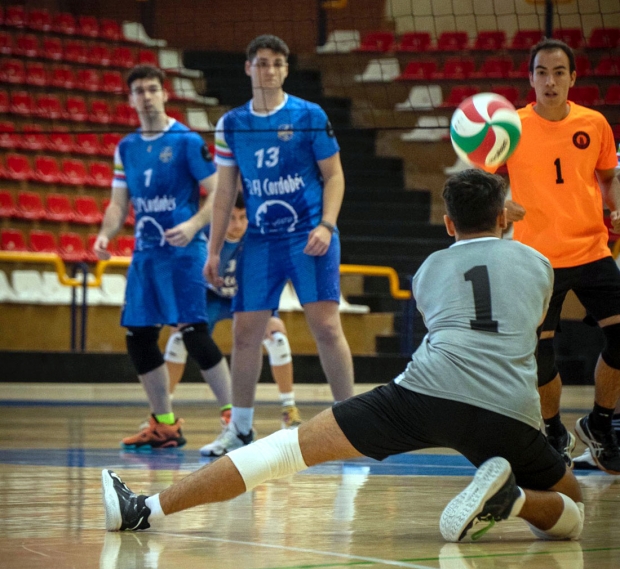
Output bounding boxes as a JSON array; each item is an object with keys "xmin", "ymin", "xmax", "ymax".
[{"xmin": 450, "ymin": 93, "xmax": 522, "ymax": 168}]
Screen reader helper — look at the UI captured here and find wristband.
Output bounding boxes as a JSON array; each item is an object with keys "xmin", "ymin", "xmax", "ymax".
[{"xmin": 319, "ymin": 220, "xmax": 337, "ymax": 234}]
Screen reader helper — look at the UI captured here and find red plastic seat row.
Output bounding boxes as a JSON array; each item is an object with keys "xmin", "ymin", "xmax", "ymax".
[{"xmin": 0, "ymin": 191, "xmax": 103, "ymax": 223}]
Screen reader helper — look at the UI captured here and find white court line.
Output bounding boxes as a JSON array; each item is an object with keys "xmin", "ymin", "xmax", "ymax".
[
  {"xmin": 21, "ymin": 546, "xmax": 50, "ymax": 557},
  {"xmin": 152, "ymin": 531, "xmax": 436, "ymax": 569}
]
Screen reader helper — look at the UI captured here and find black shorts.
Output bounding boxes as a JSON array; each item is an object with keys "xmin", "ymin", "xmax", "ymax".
[
  {"xmin": 542, "ymin": 256, "xmax": 620, "ymax": 332},
  {"xmin": 332, "ymin": 382, "xmax": 566, "ymax": 490}
]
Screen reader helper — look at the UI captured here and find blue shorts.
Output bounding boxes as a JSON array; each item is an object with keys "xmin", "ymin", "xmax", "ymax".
[
  {"xmin": 233, "ymin": 232, "xmax": 341, "ymax": 312},
  {"xmin": 121, "ymin": 248, "xmax": 207, "ymax": 327},
  {"xmin": 206, "ymin": 289, "xmax": 233, "ymax": 328}
]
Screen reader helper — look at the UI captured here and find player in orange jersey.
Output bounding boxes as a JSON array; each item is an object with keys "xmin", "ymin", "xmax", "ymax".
[{"xmin": 504, "ymin": 38, "xmax": 620, "ymax": 474}]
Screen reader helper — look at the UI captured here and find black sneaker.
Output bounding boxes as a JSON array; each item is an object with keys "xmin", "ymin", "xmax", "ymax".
[
  {"xmin": 575, "ymin": 415, "xmax": 620, "ymax": 475},
  {"xmin": 546, "ymin": 426, "xmax": 577, "ymax": 468},
  {"xmin": 440, "ymin": 457, "xmax": 521, "ymax": 542},
  {"xmin": 102, "ymin": 469, "xmax": 151, "ymax": 531}
]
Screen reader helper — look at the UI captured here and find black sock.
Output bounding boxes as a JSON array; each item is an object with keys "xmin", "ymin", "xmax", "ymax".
[
  {"xmin": 590, "ymin": 403, "xmax": 615, "ymax": 432},
  {"xmin": 544, "ymin": 413, "xmax": 565, "ymax": 438}
]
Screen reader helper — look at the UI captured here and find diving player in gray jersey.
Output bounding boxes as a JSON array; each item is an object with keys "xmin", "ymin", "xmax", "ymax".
[{"xmin": 103, "ymin": 170, "xmax": 584, "ymax": 543}]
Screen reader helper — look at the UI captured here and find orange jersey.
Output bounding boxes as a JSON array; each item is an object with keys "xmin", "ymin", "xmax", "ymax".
[{"xmin": 506, "ymin": 102, "xmax": 618, "ymax": 268}]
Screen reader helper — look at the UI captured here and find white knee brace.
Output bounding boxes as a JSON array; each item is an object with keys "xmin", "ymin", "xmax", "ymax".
[
  {"xmin": 528, "ymin": 494, "xmax": 584, "ymax": 540},
  {"xmin": 227, "ymin": 428, "xmax": 307, "ymax": 491},
  {"xmin": 164, "ymin": 331, "xmax": 188, "ymax": 364},
  {"xmin": 262, "ymin": 331, "xmax": 292, "ymax": 366}
]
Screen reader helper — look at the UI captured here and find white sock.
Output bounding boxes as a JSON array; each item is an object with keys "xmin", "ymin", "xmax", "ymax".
[
  {"xmin": 145, "ymin": 494, "xmax": 165, "ymax": 521},
  {"xmin": 511, "ymin": 487, "xmax": 526, "ymax": 517},
  {"xmin": 279, "ymin": 391, "xmax": 295, "ymax": 407},
  {"xmin": 231, "ymin": 406, "xmax": 254, "ymax": 434}
]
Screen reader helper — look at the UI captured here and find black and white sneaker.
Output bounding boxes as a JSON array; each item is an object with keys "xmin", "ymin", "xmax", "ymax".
[
  {"xmin": 546, "ymin": 426, "xmax": 577, "ymax": 468},
  {"xmin": 440, "ymin": 457, "xmax": 521, "ymax": 542},
  {"xmin": 575, "ymin": 415, "xmax": 620, "ymax": 475},
  {"xmin": 102, "ymin": 469, "xmax": 151, "ymax": 531},
  {"xmin": 572, "ymin": 448, "xmax": 598, "ymax": 471}
]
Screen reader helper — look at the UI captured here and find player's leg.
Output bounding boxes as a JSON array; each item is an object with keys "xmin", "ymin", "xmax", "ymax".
[
  {"xmin": 263, "ymin": 315, "xmax": 301, "ymax": 428},
  {"xmin": 163, "ymin": 326, "xmax": 186, "ymax": 394}
]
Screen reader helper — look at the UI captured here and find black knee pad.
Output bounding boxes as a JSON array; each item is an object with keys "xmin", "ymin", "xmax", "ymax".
[
  {"xmin": 601, "ymin": 323, "xmax": 620, "ymax": 370},
  {"xmin": 126, "ymin": 326, "xmax": 164, "ymax": 375},
  {"xmin": 537, "ymin": 337, "xmax": 558, "ymax": 387},
  {"xmin": 180, "ymin": 322, "xmax": 223, "ymax": 371}
]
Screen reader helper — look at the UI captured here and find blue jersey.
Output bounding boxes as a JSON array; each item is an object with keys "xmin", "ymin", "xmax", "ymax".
[
  {"xmin": 207, "ymin": 238, "xmax": 242, "ymax": 299},
  {"xmin": 214, "ymin": 94, "xmax": 339, "ymax": 238},
  {"xmin": 113, "ymin": 119, "xmax": 216, "ymax": 254}
]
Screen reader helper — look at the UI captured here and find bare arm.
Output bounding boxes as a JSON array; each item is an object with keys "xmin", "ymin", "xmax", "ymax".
[
  {"xmin": 93, "ymin": 186, "xmax": 129, "ymax": 260},
  {"xmin": 597, "ymin": 168, "xmax": 620, "ymax": 232},
  {"xmin": 165, "ymin": 172, "xmax": 218, "ymax": 247},
  {"xmin": 204, "ymin": 165, "xmax": 240, "ymax": 286},
  {"xmin": 304, "ymin": 152, "xmax": 345, "ymax": 256}
]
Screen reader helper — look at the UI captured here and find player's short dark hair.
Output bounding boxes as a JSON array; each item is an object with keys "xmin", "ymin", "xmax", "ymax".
[
  {"xmin": 529, "ymin": 38, "xmax": 576, "ymax": 74},
  {"xmin": 234, "ymin": 192, "xmax": 245, "ymax": 210},
  {"xmin": 126, "ymin": 65, "xmax": 166, "ymax": 89},
  {"xmin": 246, "ymin": 34, "xmax": 290, "ymax": 62},
  {"xmin": 442, "ymin": 170, "xmax": 506, "ymax": 234}
]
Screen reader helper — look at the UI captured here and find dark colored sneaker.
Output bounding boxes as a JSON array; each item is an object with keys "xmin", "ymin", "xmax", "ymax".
[
  {"xmin": 575, "ymin": 415, "xmax": 620, "ymax": 474},
  {"xmin": 440, "ymin": 457, "xmax": 521, "ymax": 542},
  {"xmin": 546, "ymin": 426, "xmax": 577, "ymax": 468},
  {"xmin": 572, "ymin": 448, "xmax": 598, "ymax": 471},
  {"xmin": 102, "ymin": 469, "xmax": 151, "ymax": 531},
  {"xmin": 121, "ymin": 415, "xmax": 186, "ymax": 450}
]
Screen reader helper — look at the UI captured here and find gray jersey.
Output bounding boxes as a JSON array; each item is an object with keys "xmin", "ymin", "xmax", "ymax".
[{"xmin": 395, "ymin": 238, "xmax": 553, "ymax": 429}]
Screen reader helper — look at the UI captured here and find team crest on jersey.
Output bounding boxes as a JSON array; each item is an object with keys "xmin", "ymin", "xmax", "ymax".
[
  {"xmin": 572, "ymin": 131, "xmax": 590, "ymax": 149},
  {"xmin": 159, "ymin": 146, "xmax": 173, "ymax": 162},
  {"xmin": 277, "ymin": 124, "xmax": 294, "ymax": 141}
]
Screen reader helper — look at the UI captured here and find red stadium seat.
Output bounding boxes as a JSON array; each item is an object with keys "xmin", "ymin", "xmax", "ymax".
[
  {"xmin": 14, "ymin": 33, "xmax": 39, "ymax": 57},
  {"xmin": 0, "ymin": 191, "xmax": 16, "ymax": 217},
  {"xmin": 0, "ymin": 121, "xmax": 17, "ymax": 149},
  {"xmin": 102, "ymin": 70, "xmax": 124, "ymax": 94},
  {"xmin": 61, "ymin": 158, "xmax": 88, "ymax": 185},
  {"xmin": 510, "ymin": 29, "xmax": 542, "ymax": 50},
  {"xmin": 87, "ymin": 44, "xmax": 112, "ymax": 66},
  {"xmin": 0, "ymin": 58, "xmax": 26, "ymax": 84},
  {"xmin": 432, "ymin": 57, "xmax": 475, "ymax": 79},
  {"xmin": 594, "ymin": 56, "xmax": 620, "ymax": 77},
  {"xmin": 87, "ymin": 161, "xmax": 113, "ymax": 187},
  {"xmin": 116, "ymin": 235, "xmax": 135, "ymax": 256},
  {"xmin": 10, "ymin": 91, "xmax": 35, "ymax": 115},
  {"xmin": 29, "ymin": 230, "xmax": 58, "ymax": 254},
  {"xmin": 167, "ymin": 107, "xmax": 186, "ymax": 124},
  {"xmin": 437, "ymin": 31, "xmax": 468, "ymax": 51},
  {"xmin": 604, "ymin": 85, "xmax": 620, "ymax": 106},
  {"xmin": 113, "ymin": 102, "xmax": 139, "ymax": 126},
  {"xmin": 76, "ymin": 68, "xmax": 101, "ymax": 92},
  {"xmin": 64, "ymin": 40, "xmax": 88, "ymax": 64},
  {"xmin": 568, "ymin": 85, "xmax": 601, "ymax": 106},
  {"xmin": 41, "ymin": 37, "xmax": 63, "ymax": 61},
  {"xmin": 36, "ymin": 94, "xmax": 64, "ymax": 120},
  {"xmin": 574, "ymin": 55, "xmax": 592, "ymax": 77},
  {"xmin": 74, "ymin": 196, "xmax": 103, "ymax": 224},
  {"xmin": 78, "ymin": 15, "xmax": 99, "ymax": 38},
  {"xmin": 125, "ymin": 203, "xmax": 135, "ymax": 227},
  {"xmin": 75, "ymin": 133, "xmax": 102, "ymax": 155},
  {"xmin": 588, "ymin": 27, "xmax": 620, "ymax": 49},
  {"xmin": 89, "ymin": 99, "xmax": 112, "ymax": 124},
  {"xmin": 354, "ymin": 31, "xmax": 395, "ymax": 53},
  {"xmin": 100, "ymin": 19, "xmax": 122, "ymax": 42},
  {"xmin": 395, "ymin": 32, "xmax": 431, "ymax": 52},
  {"xmin": 32, "ymin": 155, "xmax": 62, "ymax": 183},
  {"xmin": 138, "ymin": 49, "xmax": 158, "ymax": 66},
  {"xmin": 20, "ymin": 124, "xmax": 46, "ymax": 151},
  {"xmin": 25, "ymin": 61, "xmax": 48, "ymax": 87},
  {"xmin": 4, "ymin": 5, "xmax": 26, "ymax": 28},
  {"xmin": 552, "ymin": 28, "xmax": 585, "ymax": 48},
  {"xmin": 395, "ymin": 60, "xmax": 437, "ymax": 81},
  {"xmin": 1, "ymin": 228, "xmax": 28, "ymax": 251},
  {"xmin": 52, "ymin": 12, "xmax": 76, "ymax": 35},
  {"xmin": 49, "ymin": 65, "xmax": 76, "ymax": 89},
  {"xmin": 45, "ymin": 193, "xmax": 74, "ymax": 222},
  {"xmin": 491, "ymin": 85, "xmax": 521, "ymax": 107},
  {"xmin": 508, "ymin": 59, "xmax": 529, "ymax": 79},
  {"xmin": 16, "ymin": 191, "xmax": 46, "ymax": 219},
  {"xmin": 59, "ymin": 232, "xmax": 88, "ymax": 262},
  {"xmin": 47, "ymin": 127, "xmax": 74, "ymax": 153},
  {"xmin": 0, "ymin": 89, "xmax": 8, "ymax": 113},
  {"xmin": 474, "ymin": 30, "xmax": 506, "ymax": 51},
  {"xmin": 111, "ymin": 46, "xmax": 134, "ymax": 68},
  {"xmin": 441, "ymin": 85, "xmax": 480, "ymax": 107},
  {"xmin": 0, "ymin": 6, "xmax": 3, "ymax": 26},
  {"xmin": 26, "ymin": 8, "xmax": 52, "ymax": 32},
  {"xmin": 101, "ymin": 132, "xmax": 122, "ymax": 156},
  {"xmin": 471, "ymin": 56, "xmax": 513, "ymax": 79},
  {"xmin": 0, "ymin": 31, "xmax": 14, "ymax": 54},
  {"xmin": 64, "ymin": 96, "xmax": 88, "ymax": 122}
]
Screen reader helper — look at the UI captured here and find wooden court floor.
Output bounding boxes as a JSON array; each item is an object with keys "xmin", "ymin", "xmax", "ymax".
[{"xmin": 1, "ymin": 386, "xmax": 620, "ymax": 569}]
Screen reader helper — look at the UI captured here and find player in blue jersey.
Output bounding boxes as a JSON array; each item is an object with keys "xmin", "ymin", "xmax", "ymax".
[
  {"xmin": 93, "ymin": 65, "xmax": 232, "ymax": 449},
  {"xmin": 163, "ymin": 193, "xmax": 303, "ymax": 439},
  {"xmin": 201, "ymin": 34, "xmax": 354, "ymax": 456}
]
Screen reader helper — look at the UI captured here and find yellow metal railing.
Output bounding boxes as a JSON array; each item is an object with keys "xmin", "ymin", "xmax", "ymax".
[{"xmin": 340, "ymin": 264, "xmax": 411, "ymax": 300}]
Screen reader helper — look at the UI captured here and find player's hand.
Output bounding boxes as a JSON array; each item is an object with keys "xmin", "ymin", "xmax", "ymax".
[
  {"xmin": 303, "ymin": 225, "xmax": 331, "ymax": 256},
  {"xmin": 505, "ymin": 200, "xmax": 526, "ymax": 222},
  {"xmin": 204, "ymin": 255, "xmax": 223, "ymax": 287},
  {"xmin": 165, "ymin": 221, "xmax": 197, "ymax": 247},
  {"xmin": 93, "ymin": 234, "xmax": 111, "ymax": 260},
  {"xmin": 610, "ymin": 210, "xmax": 620, "ymax": 234}
]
